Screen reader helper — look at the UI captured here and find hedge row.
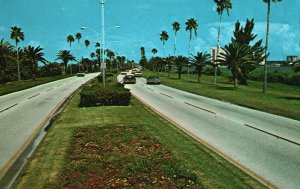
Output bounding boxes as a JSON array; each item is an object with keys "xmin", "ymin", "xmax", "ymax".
[
  {"xmin": 249, "ymin": 71, "xmax": 300, "ymax": 86},
  {"xmin": 79, "ymin": 81, "xmax": 131, "ymax": 107}
]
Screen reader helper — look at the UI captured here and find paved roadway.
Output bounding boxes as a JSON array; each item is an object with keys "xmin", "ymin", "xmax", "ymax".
[
  {"xmin": 0, "ymin": 73, "xmax": 98, "ymax": 178},
  {"xmin": 123, "ymin": 76, "xmax": 300, "ymax": 189}
]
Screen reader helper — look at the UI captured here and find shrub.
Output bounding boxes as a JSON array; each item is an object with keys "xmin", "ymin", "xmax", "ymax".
[
  {"xmin": 79, "ymin": 81, "xmax": 131, "ymax": 107},
  {"xmin": 97, "ymin": 72, "xmax": 114, "ymax": 82},
  {"xmin": 203, "ymin": 66, "xmax": 222, "ymax": 76}
]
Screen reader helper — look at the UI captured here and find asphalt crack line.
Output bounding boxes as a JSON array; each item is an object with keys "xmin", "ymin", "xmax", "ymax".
[
  {"xmin": 0, "ymin": 103, "xmax": 18, "ymax": 113},
  {"xmin": 57, "ymin": 84, "xmax": 63, "ymax": 87},
  {"xmin": 184, "ymin": 102, "xmax": 216, "ymax": 114},
  {"xmin": 244, "ymin": 124, "xmax": 300, "ymax": 146},
  {"xmin": 147, "ymin": 87, "xmax": 154, "ymax": 91},
  {"xmin": 160, "ymin": 93, "xmax": 173, "ymax": 99},
  {"xmin": 27, "ymin": 93, "xmax": 40, "ymax": 100}
]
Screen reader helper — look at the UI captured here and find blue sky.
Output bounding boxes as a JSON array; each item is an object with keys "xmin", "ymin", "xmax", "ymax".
[{"xmin": 0, "ymin": 0, "xmax": 300, "ymax": 62}]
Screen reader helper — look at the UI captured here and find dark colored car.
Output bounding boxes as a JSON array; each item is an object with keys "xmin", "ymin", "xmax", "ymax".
[
  {"xmin": 146, "ymin": 76, "xmax": 161, "ymax": 84},
  {"xmin": 123, "ymin": 74, "xmax": 136, "ymax": 84},
  {"xmin": 76, "ymin": 72, "xmax": 85, "ymax": 77}
]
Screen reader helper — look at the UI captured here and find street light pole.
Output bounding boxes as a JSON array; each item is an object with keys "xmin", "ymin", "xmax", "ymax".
[{"xmin": 100, "ymin": 0, "xmax": 106, "ymax": 87}]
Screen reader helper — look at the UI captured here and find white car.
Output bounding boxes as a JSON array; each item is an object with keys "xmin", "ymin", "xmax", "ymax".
[{"xmin": 134, "ymin": 71, "xmax": 142, "ymax": 77}]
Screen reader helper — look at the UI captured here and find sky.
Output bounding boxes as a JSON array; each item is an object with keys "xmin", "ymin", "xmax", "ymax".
[{"xmin": 0, "ymin": 0, "xmax": 300, "ymax": 63}]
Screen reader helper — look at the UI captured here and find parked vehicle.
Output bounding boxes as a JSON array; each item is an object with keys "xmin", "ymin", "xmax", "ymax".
[
  {"xmin": 146, "ymin": 76, "xmax": 161, "ymax": 84},
  {"xmin": 120, "ymin": 72, "xmax": 127, "ymax": 75},
  {"xmin": 123, "ymin": 74, "xmax": 136, "ymax": 84}
]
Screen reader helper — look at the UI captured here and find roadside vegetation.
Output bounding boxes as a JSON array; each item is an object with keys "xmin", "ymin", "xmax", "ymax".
[
  {"xmin": 13, "ymin": 87, "xmax": 265, "ymax": 188},
  {"xmin": 0, "ymin": 74, "xmax": 73, "ymax": 96}
]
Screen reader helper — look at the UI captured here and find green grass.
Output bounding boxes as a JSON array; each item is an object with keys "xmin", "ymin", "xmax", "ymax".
[
  {"xmin": 144, "ymin": 70, "xmax": 300, "ymax": 120},
  {"xmin": 0, "ymin": 75, "xmax": 74, "ymax": 96},
  {"xmin": 13, "ymin": 90, "xmax": 265, "ymax": 188}
]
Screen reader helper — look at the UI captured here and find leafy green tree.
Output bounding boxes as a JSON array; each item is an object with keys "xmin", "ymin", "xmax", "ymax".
[
  {"xmin": 67, "ymin": 35, "xmax": 75, "ymax": 47},
  {"xmin": 139, "ymin": 46, "xmax": 147, "ymax": 68},
  {"xmin": 262, "ymin": 0, "xmax": 282, "ymax": 93},
  {"xmin": 160, "ymin": 31, "xmax": 169, "ymax": 57},
  {"xmin": 174, "ymin": 56, "xmax": 189, "ymax": 79},
  {"xmin": 190, "ymin": 52, "xmax": 210, "ymax": 82},
  {"xmin": 0, "ymin": 39, "xmax": 13, "ymax": 83},
  {"xmin": 213, "ymin": 0, "xmax": 232, "ymax": 84},
  {"xmin": 24, "ymin": 45, "xmax": 47, "ymax": 80},
  {"xmin": 172, "ymin": 21, "xmax": 180, "ymax": 56},
  {"xmin": 84, "ymin": 39, "xmax": 90, "ymax": 48},
  {"xmin": 56, "ymin": 50, "xmax": 76, "ymax": 75},
  {"xmin": 185, "ymin": 18, "xmax": 198, "ymax": 56},
  {"xmin": 10, "ymin": 26, "xmax": 25, "ymax": 81}
]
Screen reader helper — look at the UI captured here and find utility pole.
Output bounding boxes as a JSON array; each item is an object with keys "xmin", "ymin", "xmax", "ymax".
[{"xmin": 100, "ymin": 0, "xmax": 106, "ymax": 87}]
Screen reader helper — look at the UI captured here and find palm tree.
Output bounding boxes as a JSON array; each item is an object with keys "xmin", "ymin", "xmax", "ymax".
[
  {"xmin": 185, "ymin": 18, "xmax": 198, "ymax": 56},
  {"xmin": 160, "ymin": 31, "xmax": 169, "ymax": 57},
  {"xmin": 0, "ymin": 39, "xmax": 13, "ymax": 83},
  {"xmin": 84, "ymin": 39, "xmax": 90, "ymax": 49},
  {"xmin": 106, "ymin": 49, "xmax": 115, "ymax": 70},
  {"xmin": 67, "ymin": 35, "xmax": 75, "ymax": 47},
  {"xmin": 174, "ymin": 56, "xmax": 189, "ymax": 79},
  {"xmin": 151, "ymin": 48, "xmax": 158, "ymax": 56},
  {"xmin": 218, "ymin": 43, "xmax": 260, "ymax": 87},
  {"xmin": 95, "ymin": 48, "xmax": 101, "ymax": 70},
  {"xmin": 262, "ymin": 0, "xmax": 282, "ymax": 93},
  {"xmin": 10, "ymin": 26, "xmax": 25, "ymax": 81},
  {"xmin": 213, "ymin": 0, "xmax": 232, "ymax": 85},
  {"xmin": 56, "ymin": 50, "xmax": 76, "ymax": 75},
  {"xmin": 24, "ymin": 45, "xmax": 46, "ymax": 80},
  {"xmin": 172, "ymin": 21, "xmax": 180, "ymax": 56},
  {"xmin": 95, "ymin": 42, "xmax": 100, "ymax": 48},
  {"xmin": 190, "ymin": 52, "xmax": 210, "ymax": 83},
  {"xmin": 75, "ymin": 33, "xmax": 82, "ymax": 44}
]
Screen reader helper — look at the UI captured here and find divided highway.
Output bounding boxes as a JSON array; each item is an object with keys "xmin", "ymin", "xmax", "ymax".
[
  {"xmin": 0, "ymin": 73, "xmax": 98, "ymax": 179},
  {"xmin": 124, "ymin": 76, "xmax": 300, "ymax": 189}
]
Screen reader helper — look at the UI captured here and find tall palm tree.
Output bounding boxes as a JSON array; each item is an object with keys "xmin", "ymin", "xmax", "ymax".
[
  {"xmin": 56, "ymin": 50, "xmax": 76, "ymax": 75},
  {"xmin": 10, "ymin": 26, "xmax": 25, "ymax": 81},
  {"xmin": 160, "ymin": 31, "xmax": 169, "ymax": 57},
  {"xmin": 84, "ymin": 39, "xmax": 90, "ymax": 49},
  {"xmin": 262, "ymin": 0, "xmax": 282, "ymax": 93},
  {"xmin": 213, "ymin": 0, "xmax": 232, "ymax": 84},
  {"xmin": 75, "ymin": 32, "xmax": 82, "ymax": 44},
  {"xmin": 95, "ymin": 42, "xmax": 100, "ymax": 48},
  {"xmin": 0, "ymin": 39, "xmax": 13, "ymax": 83},
  {"xmin": 24, "ymin": 45, "xmax": 46, "ymax": 80},
  {"xmin": 172, "ymin": 21, "xmax": 180, "ymax": 56},
  {"xmin": 67, "ymin": 35, "xmax": 75, "ymax": 47},
  {"xmin": 90, "ymin": 52, "xmax": 96, "ymax": 71},
  {"xmin": 185, "ymin": 18, "xmax": 198, "ymax": 56},
  {"xmin": 189, "ymin": 52, "xmax": 211, "ymax": 83}
]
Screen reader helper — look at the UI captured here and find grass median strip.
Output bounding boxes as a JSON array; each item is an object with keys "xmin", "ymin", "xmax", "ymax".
[{"xmin": 13, "ymin": 92, "xmax": 266, "ymax": 188}]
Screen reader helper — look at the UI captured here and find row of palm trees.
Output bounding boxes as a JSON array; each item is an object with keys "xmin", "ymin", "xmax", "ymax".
[{"xmin": 145, "ymin": 0, "xmax": 282, "ymax": 91}]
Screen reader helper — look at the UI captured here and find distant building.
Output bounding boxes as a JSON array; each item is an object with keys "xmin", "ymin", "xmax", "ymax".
[
  {"xmin": 210, "ymin": 46, "xmax": 225, "ymax": 64},
  {"xmin": 287, "ymin": 55, "xmax": 298, "ymax": 63}
]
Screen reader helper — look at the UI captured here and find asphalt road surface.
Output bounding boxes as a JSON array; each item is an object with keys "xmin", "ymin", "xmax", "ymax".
[
  {"xmin": 123, "ymin": 76, "xmax": 300, "ymax": 189},
  {"xmin": 0, "ymin": 73, "xmax": 98, "ymax": 178}
]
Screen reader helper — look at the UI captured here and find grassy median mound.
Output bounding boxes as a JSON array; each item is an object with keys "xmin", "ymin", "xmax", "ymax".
[{"xmin": 13, "ymin": 92, "xmax": 266, "ymax": 188}]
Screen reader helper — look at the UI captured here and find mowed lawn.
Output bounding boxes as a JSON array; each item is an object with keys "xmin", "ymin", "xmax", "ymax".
[
  {"xmin": 143, "ymin": 70, "xmax": 300, "ymax": 121},
  {"xmin": 13, "ymin": 93, "xmax": 265, "ymax": 188},
  {"xmin": 0, "ymin": 74, "xmax": 74, "ymax": 96}
]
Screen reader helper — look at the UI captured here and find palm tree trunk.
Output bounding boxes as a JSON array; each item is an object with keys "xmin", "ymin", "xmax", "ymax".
[
  {"xmin": 188, "ymin": 31, "xmax": 192, "ymax": 56},
  {"xmin": 263, "ymin": 1, "xmax": 271, "ymax": 93},
  {"xmin": 214, "ymin": 14, "xmax": 223, "ymax": 85},
  {"xmin": 174, "ymin": 32, "xmax": 177, "ymax": 56},
  {"xmin": 16, "ymin": 43, "xmax": 21, "ymax": 81},
  {"xmin": 163, "ymin": 41, "xmax": 165, "ymax": 57}
]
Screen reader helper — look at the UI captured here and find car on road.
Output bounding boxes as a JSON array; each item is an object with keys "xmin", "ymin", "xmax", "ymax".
[
  {"xmin": 120, "ymin": 72, "xmax": 127, "ymax": 75},
  {"xmin": 134, "ymin": 71, "xmax": 142, "ymax": 77},
  {"xmin": 76, "ymin": 72, "xmax": 85, "ymax": 77},
  {"xmin": 146, "ymin": 76, "xmax": 161, "ymax": 84},
  {"xmin": 123, "ymin": 74, "xmax": 136, "ymax": 84}
]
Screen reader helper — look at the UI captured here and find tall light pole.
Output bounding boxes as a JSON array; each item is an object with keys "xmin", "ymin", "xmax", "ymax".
[{"xmin": 100, "ymin": 0, "xmax": 106, "ymax": 87}]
